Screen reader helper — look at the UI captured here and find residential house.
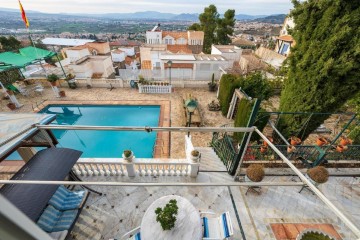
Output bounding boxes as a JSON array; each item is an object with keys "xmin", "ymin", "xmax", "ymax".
[
  {"xmin": 146, "ymin": 25, "xmax": 204, "ymax": 54},
  {"xmin": 69, "ymin": 55, "xmax": 115, "ymax": 79},
  {"xmin": 232, "ymin": 38, "xmax": 256, "ymax": 49},
  {"xmin": 62, "ymin": 42, "xmax": 111, "ymax": 60},
  {"xmin": 159, "ymin": 53, "xmax": 231, "ymax": 80},
  {"xmin": 211, "ymin": 45, "xmax": 242, "ymax": 67},
  {"xmin": 139, "ymin": 44, "xmax": 167, "ymax": 70},
  {"xmin": 275, "ymin": 16, "xmax": 295, "ymax": 56}
]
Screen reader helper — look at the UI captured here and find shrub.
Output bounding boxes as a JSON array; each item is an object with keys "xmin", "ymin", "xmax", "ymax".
[
  {"xmin": 191, "ymin": 150, "xmax": 199, "ymax": 157},
  {"xmin": 240, "ymin": 72, "xmax": 272, "ymax": 100},
  {"xmin": 123, "ymin": 150, "xmax": 132, "ymax": 158},
  {"xmin": 47, "ymin": 74, "xmax": 59, "ymax": 82},
  {"xmin": 251, "ymin": 110, "xmax": 271, "ymax": 142},
  {"xmin": 218, "ymin": 74, "xmax": 241, "ymax": 116},
  {"xmin": 246, "ymin": 164, "xmax": 265, "ymax": 182},
  {"xmin": 155, "ymin": 199, "xmax": 178, "ymax": 231},
  {"xmin": 307, "ymin": 166, "xmax": 329, "ymax": 184},
  {"xmin": 233, "ymin": 98, "xmax": 254, "ymax": 142}
]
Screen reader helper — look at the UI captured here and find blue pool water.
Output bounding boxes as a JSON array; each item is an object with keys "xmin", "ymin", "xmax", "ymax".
[{"xmin": 38, "ymin": 105, "xmax": 161, "ymax": 158}]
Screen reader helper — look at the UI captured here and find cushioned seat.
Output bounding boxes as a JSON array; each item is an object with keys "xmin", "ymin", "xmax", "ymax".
[
  {"xmin": 202, "ymin": 212, "xmax": 233, "ymax": 239},
  {"xmin": 48, "ymin": 186, "xmax": 85, "ymax": 211},
  {"xmin": 37, "ymin": 205, "xmax": 78, "ymax": 232}
]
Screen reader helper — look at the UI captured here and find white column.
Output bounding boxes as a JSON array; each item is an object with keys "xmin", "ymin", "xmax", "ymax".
[
  {"xmin": 190, "ymin": 163, "xmax": 199, "ymax": 178},
  {"xmin": 126, "ymin": 162, "xmax": 136, "ymax": 177}
]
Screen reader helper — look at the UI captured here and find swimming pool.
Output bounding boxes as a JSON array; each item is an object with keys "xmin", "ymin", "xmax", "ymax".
[{"xmin": 39, "ymin": 105, "xmax": 161, "ymax": 158}]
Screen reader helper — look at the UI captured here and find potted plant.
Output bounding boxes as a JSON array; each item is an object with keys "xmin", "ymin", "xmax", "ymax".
[
  {"xmin": 47, "ymin": 74, "xmax": 60, "ymax": 86},
  {"xmin": 208, "ymin": 73, "xmax": 217, "ymax": 92},
  {"xmin": 245, "ymin": 164, "xmax": 265, "ymax": 182},
  {"xmin": 260, "ymin": 145, "xmax": 268, "ymax": 154},
  {"xmin": 336, "ymin": 145, "xmax": 348, "ymax": 153},
  {"xmin": 7, "ymin": 102, "xmax": 16, "ymax": 110},
  {"xmin": 287, "ymin": 145, "xmax": 296, "ymax": 153},
  {"xmin": 306, "ymin": 166, "xmax": 329, "ymax": 186},
  {"xmin": 59, "ymin": 90, "xmax": 66, "ymax": 97},
  {"xmin": 65, "ymin": 73, "xmax": 77, "ymax": 89},
  {"xmin": 339, "ymin": 136, "xmax": 352, "ymax": 146},
  {"xmin": 122, "ymin": 149, "xmax": 134, "ymax": 161},
  {"xmin": 296, "ymin": 229, "xmax": 336, "ymax": 240},
  {"xmin": 155, "ymin": 199, "xmax": 178, "ymax": 231},
  {"xmin": 263, "ymin": 136, "xmax": 273, "ymax": 147},
  {"xmin": 190, "ymin": 150, "xmax": 200, "ymax": 162},
  {"xmin": 316, "ymin": 137, "xmax": 327, "ymax": 146},
  {"xmin": 290, "ymin": 136, "xmax": 301, "ymax": 146},
  {"xmin": 207, "ymin": 100, "xmax": 221, "ymax": 111}
]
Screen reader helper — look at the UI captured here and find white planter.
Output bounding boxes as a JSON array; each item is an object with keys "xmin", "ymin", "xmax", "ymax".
[
  {"xmin": 122, "ymin": 152, "xmax": 134, "ymax": 162},
  {"xmin": 190, "ymin": 155, "xmax": 200, "ymax": 163}
]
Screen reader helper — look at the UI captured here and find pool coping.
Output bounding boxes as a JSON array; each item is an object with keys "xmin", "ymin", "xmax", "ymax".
[{"xmin": 34, "ymin": 100, "xmax": 171, "ymax": 158}]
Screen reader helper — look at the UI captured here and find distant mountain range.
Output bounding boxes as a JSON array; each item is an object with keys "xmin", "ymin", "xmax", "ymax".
[{"xmin": 0, "ymin": 7, "xmax": 286, "ymax": 22}]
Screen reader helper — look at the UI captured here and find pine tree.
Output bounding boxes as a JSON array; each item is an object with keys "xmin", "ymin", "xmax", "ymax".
[
  {"xmin": 199, "ymin": 5, "xmax": 219, "ymax": 53},
  {"xmin": 278, "ymin": 0, "xmax": 360, "ymax": 139},
  {"xmin": 216, "ymin": 9, "xmax": 235, "ymax": 45}
]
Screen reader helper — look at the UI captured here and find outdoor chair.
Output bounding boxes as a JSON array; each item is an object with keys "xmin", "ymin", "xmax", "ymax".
[
  {"xmin": 201, "ymin": 211, "xmax": 234, "ymax": 239},
  {"xmin": 118, "ymin": 226, "xmax": 141, "ymax": 240},
  {"xmin": 34, "ymin": 83, "xmax": 44, "ymax": 95},
  {"xmin": 48, "ymin": 185, "xmax": 87, "ymax": 211}
]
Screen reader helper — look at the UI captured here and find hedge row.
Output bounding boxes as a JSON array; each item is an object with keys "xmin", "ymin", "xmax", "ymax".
[
  {"xmin": 218, "ymin": 72, "xmax": 272, "ymax": 116},
  {"xmin": 218, "ymin": 74, "xmax": 241, "ymax": 116}
]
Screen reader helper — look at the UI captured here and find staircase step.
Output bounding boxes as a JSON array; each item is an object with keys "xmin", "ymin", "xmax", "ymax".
[{"xmin": 195, "ymin": 147, "xmax": 227, "ymax": 172}]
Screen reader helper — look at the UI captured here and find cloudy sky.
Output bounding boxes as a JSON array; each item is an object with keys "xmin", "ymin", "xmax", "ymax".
[{"xmin": 3, "ymin": 0, "xmax": 293, "ymax": 15}]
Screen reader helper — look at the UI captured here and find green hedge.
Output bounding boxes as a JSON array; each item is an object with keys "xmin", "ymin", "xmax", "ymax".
[
  {"xmin": 218, "ymin": 74, "xmax": 241, "ymax": 116},
  {"xmin": 218, "ymin": 72, "xmax": 272, "ymax": 116},
  {"xmin": 233, "ymin": 98, "xmax": 254, "ymax": 142}
]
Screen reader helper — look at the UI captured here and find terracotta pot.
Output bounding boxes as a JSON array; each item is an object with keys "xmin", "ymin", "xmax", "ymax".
[
  {"xmin": 290, "ymin": 136, "xmax": 301, "ymax": 146},
  {"xmin": 59, "ymin": 90, "xmax": 66, "ymax": 97},
  {"xmin": 336, "ymin": 145, "xmax": 348, "ymax": 153},
  {"xmin": 340, "ymin": 136, "xmax": 352, "ymax": 146},
  {"xmin": 260, "ymin": 146, "xmax": 268, "ymax": 154},
  {"xmin": 263, "ymin": 136, "xmax": 273, "ymax": 147},
  {"xmin": 50, "ymin": 80, "xmax": 59, "ymax": 87},
  {"xmin": 287, "ymin": 145, "xmax": 296, "ymax": 153},
  {"xmin": 7, "ymin": 102, "xmax": 16, "ymax": 110},
  {"xmin": 316, "ymin": 137, "xmax": 327, "ymax": 146}
]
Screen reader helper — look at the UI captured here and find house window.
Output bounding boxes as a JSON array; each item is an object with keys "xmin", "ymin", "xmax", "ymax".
[{"xmin": 280, "ymin": 43, "xmax": 290, "ymax": 55}]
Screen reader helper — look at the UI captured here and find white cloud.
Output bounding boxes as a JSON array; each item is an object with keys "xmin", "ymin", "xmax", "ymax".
[{"xmin": 3, "ymin": 0, "xmax": 292, "ymax": 15}]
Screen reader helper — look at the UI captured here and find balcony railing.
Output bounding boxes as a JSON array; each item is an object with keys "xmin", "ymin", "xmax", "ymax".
[{"xmin": 74, "ymin": 158, "xmax": 199, "ymax": 177}]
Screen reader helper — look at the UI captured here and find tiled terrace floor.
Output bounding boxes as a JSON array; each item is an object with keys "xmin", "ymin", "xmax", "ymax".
[{"xmin": 67, "ymin": 173, "xmax": 360, "ymax": 240}]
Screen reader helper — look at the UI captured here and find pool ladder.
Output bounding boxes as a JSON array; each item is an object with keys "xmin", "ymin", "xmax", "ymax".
[{"xmin": 152, "ymin": 138, "xmax": 165, "ymax": 158}]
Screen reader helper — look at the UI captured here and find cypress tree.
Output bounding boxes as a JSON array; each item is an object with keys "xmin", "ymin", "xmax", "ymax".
[{"xmin": 279, "ymin": 0, "xmax": 360, "ymax": 138}]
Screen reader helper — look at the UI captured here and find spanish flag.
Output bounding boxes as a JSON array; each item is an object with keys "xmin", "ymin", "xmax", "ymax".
[{"xmin": 18, "ymin": 0, "xmax": 30, "ymax": 28}]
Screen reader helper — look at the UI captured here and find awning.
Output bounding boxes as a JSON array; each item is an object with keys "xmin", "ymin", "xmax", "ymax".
[
  {"xmin": 0, "ymin": 52, "xmax": 35, "ymax": 68},
  {"xmin": 0, "ymin": 113, "xmax": 56, "ymax": 160},
  {"xmin": 19, "ymin": 46, "xmax": 57, "ymax": 60},
  {"xmin": 0, "ymin": 47, "xmax": 56, "ymax": 68},
  {"xmin": 0, "ymin": 148, "xmax": 82, "ymax": 221}
]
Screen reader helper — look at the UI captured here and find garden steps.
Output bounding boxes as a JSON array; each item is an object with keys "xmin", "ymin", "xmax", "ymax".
[{"xmin": 195, "ymin": 147, "xmax": 227, "ymax": 172}]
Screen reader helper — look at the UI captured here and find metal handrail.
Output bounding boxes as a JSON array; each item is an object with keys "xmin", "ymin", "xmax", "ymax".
[{"xmin": 35, "ymin": 125, "xmax": 255, "ymax": 133}]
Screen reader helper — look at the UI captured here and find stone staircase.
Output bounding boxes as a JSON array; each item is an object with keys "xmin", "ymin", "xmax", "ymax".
[{"xmin": 195, "ymin": 147, "xmax": 227, "ymax": 172}]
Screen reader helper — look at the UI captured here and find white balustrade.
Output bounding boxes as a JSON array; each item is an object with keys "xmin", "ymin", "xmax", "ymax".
[
  {"xmin": 73, "ymin": 157, "xmax": 199, "ymax": 178},
  {"xmin": 138, "ymin": 84, "xmax": 172, "ymax": 94}
]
